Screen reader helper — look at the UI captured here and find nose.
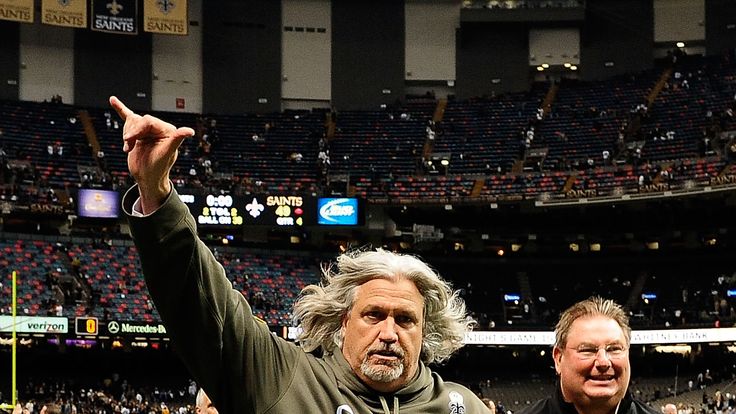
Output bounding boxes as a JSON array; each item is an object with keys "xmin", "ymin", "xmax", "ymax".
[
  {"xmin": 594, "ymin": 349, "xmax": 612, "ymax": 369},
  {"xmin": 378, "ymin": 317, "xmax": 399, "ymax": 343}
]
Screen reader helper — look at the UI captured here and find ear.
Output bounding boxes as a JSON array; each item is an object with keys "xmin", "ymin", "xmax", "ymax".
[
  {"xmin": 340, "ymin": 312, "xmax": 349, "ymax": 338},
  {"xmin": 552, "ymin": 346, "xmax": 563, "ymax": 375}
]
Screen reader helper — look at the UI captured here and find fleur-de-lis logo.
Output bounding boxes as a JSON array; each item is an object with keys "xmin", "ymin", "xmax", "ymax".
[
  {"xmin": 448, "ymin": 391, "xmax": 466, "ymax": 414},
  {"xmin": 107, "ymin": 0, "xmax": 123, "ymax": 16},
  {"xmin": 157, "ymin": 0, "xmax": 175, "ymax": 14},
  {"xmin": 58, "ymin": 0, "xmax": 70, "ymax": 7},
  {"xmin": 245, "ymin": 198, "xmax": 264, "ymax": 218}
]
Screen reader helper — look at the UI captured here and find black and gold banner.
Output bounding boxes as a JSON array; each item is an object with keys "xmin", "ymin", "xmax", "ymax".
[
  {"xmin": 91, "ymin": 0, "xmax": 137, "ymax": 34},
  {"xmin": 144, "ymin": 0, "xmax": 187, "ymax": 35},
  {"xmin": 0, "ymin": 0, "xmax": 33, "ymax": 23},
  {"xmin": 42, "ymin": 0, "xmax": 87, "ymax": 28}
]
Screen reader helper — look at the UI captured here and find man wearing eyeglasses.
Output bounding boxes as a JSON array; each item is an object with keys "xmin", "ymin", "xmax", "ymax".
[{"xmin": 520, "ymin": 296, "xmax": 659, "ymax": 414}]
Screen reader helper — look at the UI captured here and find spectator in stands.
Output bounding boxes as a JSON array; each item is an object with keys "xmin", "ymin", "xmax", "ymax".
[
  {"xmin": 39, "ymin": 403, "xmax": 61, "ymax": 414},
  {"xmin": 519, "ymin": 297, "xmax": 658, "ymax": 414},
  {"xmin": 110, "ymin": 96, "xmax": 489, "ymax": 414},
  {"xmin": 195, "ymin": 389, "xmax": 218, "ymax": 414},
  {"xmin": 663, "ymin": 403, "xmax": 677, "ymax": 414}
]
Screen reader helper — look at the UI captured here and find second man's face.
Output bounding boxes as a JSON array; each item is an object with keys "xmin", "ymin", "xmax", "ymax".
[
  {"xmin": 341, "ymin": 276, "xmax": 424, "ymax": 393},
  {"xmin": 554, "ymin": 315, "xmax": 631, "ymax": 410}
]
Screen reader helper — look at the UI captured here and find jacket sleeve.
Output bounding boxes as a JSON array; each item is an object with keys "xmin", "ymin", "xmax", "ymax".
[{"xmin": 123, "ymin": 186, "xmax": 302, "ymax": 413}]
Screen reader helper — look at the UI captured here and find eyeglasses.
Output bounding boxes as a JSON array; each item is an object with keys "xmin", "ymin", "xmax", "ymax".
[{"xmin": 567, "ymin": 344, "xmax": 628, "ymax": 360}]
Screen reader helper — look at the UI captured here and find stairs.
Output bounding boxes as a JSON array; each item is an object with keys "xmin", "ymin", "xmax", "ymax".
[
  {"xmin": 541, "ymin": 83, "xmax": 560, "ymax": 117},
  {"xmin": 562, "ymin": 174, "xmax": 577, "ymax": 192},
  {"xmin": 78, "ymin": 110, "xmax": 101, "ymax": 153},
  {"xmin": 470, "ymin": 178, "xmax": 485, "ymax": 197},
  {"xmin": 433, "ymin": 98, "xmax": 447, "ymax": 123}
]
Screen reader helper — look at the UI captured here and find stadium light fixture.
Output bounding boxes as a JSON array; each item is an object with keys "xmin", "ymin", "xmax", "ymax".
[
  {"xmin": 541, "ymin": 63, "xmax": 549, "ymax": 68},
  {"xmin": 536, "ymin": 66, "xmax": 544, "ymax": 71},
  {"xmin": 569, "ymin": 243, "xmax": 579, "ymax": 252},
  {"xmin": 589, "ymin": 243, "xmax": 601, "ymax": 252},
  {"xmin": 676, "ymin": 41, "xmax": 685, "ymax": 48},
  {"xmin": 570, "ymin": 65, "xmax": 578, "ymax": 71},
  {"xmin": 511, "ymin": 243, "xmax": 522, "ymax": 252},
  {"xmin": 563, "ymin": 63, "xmax": 571, "ymax": 68},
  {"xmin": 646, "ymin": 241, "xmax": 659, "ymax": 250},
  {"xmin": 497, "ymin": 248, "xmax": 505, "ymax": 257}
]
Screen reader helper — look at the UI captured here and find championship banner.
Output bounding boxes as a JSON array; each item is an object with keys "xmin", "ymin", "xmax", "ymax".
[
  {"xmin": 143, "ymin": 0, "xmax": 187, "ymax": 35},
  {"xmin": 91, "ymin": 0, "xmax": 137, "ymax": 34},
  {"xmin": 0, "ymin": 0, "xmax": 33, "ymax": 23},
  {"xmin": 42, "ymin": 0, "xmax": 87, "ymax": 29}
]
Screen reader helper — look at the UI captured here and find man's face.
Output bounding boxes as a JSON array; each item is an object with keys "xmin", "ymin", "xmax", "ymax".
[
  {"xmin": 341, "ymin": 277, "xmax": 424, "ymax": 393},
  {"xmin": 554, "ymin": 316, "xmax": 630, "ymax": 410}
]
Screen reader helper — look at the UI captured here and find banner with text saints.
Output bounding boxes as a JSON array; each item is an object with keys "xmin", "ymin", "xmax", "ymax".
[
  {"xmin": 42, "ymin": 0, "xmax": 87, "ymax": 28},
  {"xmin": 0, "ymin": 0, "xmax": 33, "ymax": 23},
  {"xmin": 143, "ymin": 0, "xmax": 187, "ymax": 36},
  {"xmin": 91, "ymin": 0, "xmax": 137, "ymax": 34}
]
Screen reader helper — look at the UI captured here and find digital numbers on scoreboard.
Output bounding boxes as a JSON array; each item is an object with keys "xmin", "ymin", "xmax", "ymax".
[
  {"xmin": 75, "ymin": 316, "xmax": 99, "ymax": 336},
  {"xmin": 179, "ymin": 193, "xmax": 315, "ymax": 227},
  {"xmin": 242, "ymin": 195, "xmax": 311, "ymax": 227},
  {"xmin": 197, "ymin": 194, "xmax": 243, "ymax": 226}
]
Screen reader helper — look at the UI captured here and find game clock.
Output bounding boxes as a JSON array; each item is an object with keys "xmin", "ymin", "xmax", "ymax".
[{"xmin": 179, "ymin": 193, "xmax": 315, "ymax": 227}]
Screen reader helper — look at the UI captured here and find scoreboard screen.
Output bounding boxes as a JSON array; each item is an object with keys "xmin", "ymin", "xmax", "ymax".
[{"xmin": 179, "ymin": 193, "xmax": 316, "ymax": 227}]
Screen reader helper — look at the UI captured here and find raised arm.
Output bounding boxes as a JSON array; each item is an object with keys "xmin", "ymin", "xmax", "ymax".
[{"xmin": 109, "ymin": 96, "xmax": 194, "ymax": 214}]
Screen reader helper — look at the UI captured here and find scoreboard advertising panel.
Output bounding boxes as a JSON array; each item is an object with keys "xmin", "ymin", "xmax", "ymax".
[{"xmin": 178, "ymin": 193, "xmax": 363, "ymax": 227}]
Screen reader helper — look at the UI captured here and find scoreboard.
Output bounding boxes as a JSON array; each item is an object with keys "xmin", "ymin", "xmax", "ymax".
[
  {"xmin": 179, "ymin": 193, "xmax": 310, "ymax": 227},
  {"xmin": 179, "ymin": 193, "xmax": 364, "ymax": 227}
]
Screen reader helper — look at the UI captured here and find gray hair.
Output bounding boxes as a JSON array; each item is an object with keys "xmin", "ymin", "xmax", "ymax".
[
  {"xmin": 292, "ymin": 249, "xmax": 473, "ymax": 364},
  {"xmin": 554, "ymin": 296, "xmax": 631, "ymax": 349}
]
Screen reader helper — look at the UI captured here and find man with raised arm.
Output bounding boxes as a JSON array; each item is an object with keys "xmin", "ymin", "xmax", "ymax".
[{"xmin": 110, "ymin": 96, "xmax": 489, "ymax": 414}]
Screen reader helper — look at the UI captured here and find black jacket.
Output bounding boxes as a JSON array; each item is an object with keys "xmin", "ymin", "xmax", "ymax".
[{"xmin": 518, "ymin": 383, "xmax": 660, "ymax": 414}]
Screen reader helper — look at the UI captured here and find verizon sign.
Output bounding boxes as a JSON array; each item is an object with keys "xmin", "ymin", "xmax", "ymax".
[{"xmin": 0, "ymin": 316, "xmax": 68, "ymax": 333}]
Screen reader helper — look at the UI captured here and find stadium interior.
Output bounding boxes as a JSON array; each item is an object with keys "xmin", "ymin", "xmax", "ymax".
[{"xmin": 1, "ymin": 0, "xmax": 736, "ymax": 412}]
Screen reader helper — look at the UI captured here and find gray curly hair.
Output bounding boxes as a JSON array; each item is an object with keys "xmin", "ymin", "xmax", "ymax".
[{"xmin": 292, "ymin": 249, "xmax": 473, "ymax": 364}]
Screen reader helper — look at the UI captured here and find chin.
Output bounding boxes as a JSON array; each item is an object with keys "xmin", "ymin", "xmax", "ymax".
[{"xmin": 584, "ymin": 388, "xmax": 621, "ymax": 400}]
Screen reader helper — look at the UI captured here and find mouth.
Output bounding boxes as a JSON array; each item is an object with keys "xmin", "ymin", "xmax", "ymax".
[
  {"xmin": 371, "ymin": 351, "xmax": 400, "ymax": 358},
  {"xmin": 369, "ymin": 349, "xmax": 403, "ymax": 362},
  {"xmin": 588, "ymin": 375, "xmax": 616, "ymax": 383}
]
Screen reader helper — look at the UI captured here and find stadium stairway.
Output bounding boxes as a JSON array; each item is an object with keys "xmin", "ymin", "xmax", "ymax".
[
  {"xmin": 433, "ymin": 98, "xmax": 447, "ymax": 123},
  {"xmin": 78, "ymin": 109, "xmax": 101, "ymax": 156}
]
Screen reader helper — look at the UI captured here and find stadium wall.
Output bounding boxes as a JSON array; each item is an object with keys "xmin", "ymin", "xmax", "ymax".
[
  {"xmin": 0, "ymin": 21, "xmax": 20, "ymax": 100},
  {"xmin": 405, "ymin": 0, "xmax": 458, "ymax": 83},
  {"xmin": 151, "ymin": 0, "xmax": 203, "ymax": 113},
  {"xmin": 74, "ymin": 30, "xmax": 153, "ymax": 110},
  {"xmin": 456, "ymin": 23, "xmax": 530, "ymax": 98},
  {"xmin": 705, "ymin": 0, "xmax": 736, "ymax": 56},
  {"xmin": 281, "ymin": 0, "xmax": 331, "ymax": 108},
  {"xmin": 19, "ymin": 23, "xmax": 74, "ymax": 104},
  {"xmin": 331, "ymin": 0, "xmax": 405, "ymax": 110},
  {"xmin": 653, "ymin": 0, "xmax": 704, "ymax": 44},
  {"xmin": 580, "ymin": 0, "xmax": 654, "ymax": 81},
  {"xmin": 202, "ymin": 0, "xmax": 282, "ymax": 114}
]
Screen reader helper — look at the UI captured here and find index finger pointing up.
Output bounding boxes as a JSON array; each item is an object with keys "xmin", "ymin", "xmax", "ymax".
[{"xmin": 109, "ymin": 95, "xmax": 134, "ymax": 121}]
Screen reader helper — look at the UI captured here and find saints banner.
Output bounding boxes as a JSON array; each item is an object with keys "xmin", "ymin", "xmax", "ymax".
[
  {"xmin": 144, "ymin": 0, "xmax": 187, "ymax": 35},
  {"xmin": 0, "ymin": 0, "xmax": 33, "ymax": 23},
  {"xmin": 42, "ymin": 0, "xmax": 87, "ymax": 28},
  {"xmin": 91, "ymin": 0, "xmax": 137, "ymax": 34}
]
